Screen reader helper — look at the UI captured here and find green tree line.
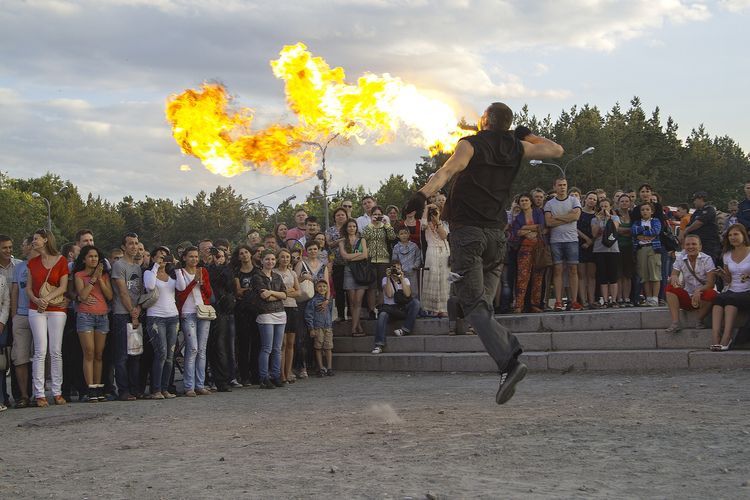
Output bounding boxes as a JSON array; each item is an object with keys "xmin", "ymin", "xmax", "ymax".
[{"xmin": 2, "ymin": 97, "xmax": 747, "ymax": 254}]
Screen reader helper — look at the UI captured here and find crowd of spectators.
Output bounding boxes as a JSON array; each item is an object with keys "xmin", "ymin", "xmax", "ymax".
[{"xmin": 1, "ymin": 180, "xmax": 749, "ymax": 411}]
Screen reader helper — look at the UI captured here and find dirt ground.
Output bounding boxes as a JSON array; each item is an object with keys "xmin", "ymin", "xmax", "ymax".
[{"xmin": 1, "ymin": 370, "xmax": 749, "ymax": 499}]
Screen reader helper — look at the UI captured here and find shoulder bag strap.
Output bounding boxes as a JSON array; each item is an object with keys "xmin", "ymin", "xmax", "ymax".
[
  {"xmin": 43, "ymin": 256, "xmax": 62, "ymax": 285},
  {"xmin": 684, "ymin": 259, "xmax": 707, "ymax": 286}
]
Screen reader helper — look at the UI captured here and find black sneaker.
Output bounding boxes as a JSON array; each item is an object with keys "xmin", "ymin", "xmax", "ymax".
[
  {"xmin": 271, "ymin": 379, "xmax": 284, "ymax": 388},
  {"xmin": 217, "ymin": 385, "xmax": 232, "ymax": 392},
  {"xmin": 317, "ymin": 368, "xmax": 328, "ymax": 377},
  {"xmin": 326, "ymin": 369, "xmax": 335, "ymax": 376},
  {"xmin": 495, "ymin": 360, "xmax": 528, "ymax": 405},
  {"xmin": 259, "ymin": 379, "xmax": 275, "ymax": 390}
]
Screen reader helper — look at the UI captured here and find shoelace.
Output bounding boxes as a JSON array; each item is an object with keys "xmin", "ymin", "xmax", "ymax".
[{"xmin": 499, "ymin": 372, "xmax": 508, "ymax": 385}]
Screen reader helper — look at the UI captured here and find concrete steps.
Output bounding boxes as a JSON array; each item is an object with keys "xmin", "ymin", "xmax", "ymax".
[
  {"xmin": 332, "ymin": 308, "xmax": 750, "ymax": 373},
  {"xmin": 334, "ymin": 350, "xmax": 750, "ymax": 372}
]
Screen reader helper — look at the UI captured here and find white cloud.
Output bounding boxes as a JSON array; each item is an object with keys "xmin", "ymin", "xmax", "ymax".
[
  {"xmin": 719, "ymin": 0, "xmax": 750, "ymax": 11},
  {"xmin": 74, "ymin": 120, "xmax": 112, "ymax": 136}
]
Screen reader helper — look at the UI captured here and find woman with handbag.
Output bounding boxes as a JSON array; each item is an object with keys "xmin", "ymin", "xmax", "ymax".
[
  {"xmin": 73, "ymin": 245, "xmax": 113, "ymax": 401},
  {"xmin": 615, "ymin": 194, "xmax": 635, "ymax": 307},
  {"xmin": 326, "ymin": 207, "xmax": 349, "ymax": 321},
  {"xmin": 340, "ymin": 218, "xmax": 370, "ymax": 336},
  {"xmin": 274, "ymin": 248, "xmax": 300, "ymax": 383},
  {"xmin": 252, "ymin": 250, "xmax": 288, "ymax": 389},
  {"xmin": 591, "ymin": 198, "xmax": 621, "ymax": 308},
  {"xmin": 176, "ymin": 246, "xmax": 214, "ymax": 397},
  {"xmin": 511, "ymin": 193, "xmax": 546, "ymax": 313},
  {"xmin": 26, "ymin": 228, "xmax": 69, "ymax": 407},
  {"xmin": 143, "ymin": 247, "xmax": 179, "ymax": 399},
  {"xmin": 577, "ymin": 192, "xmax": 598, "ymax": 308},
  {"xmin": 294, "ymin": 240, "xmax": 329, "ymax": 376}
]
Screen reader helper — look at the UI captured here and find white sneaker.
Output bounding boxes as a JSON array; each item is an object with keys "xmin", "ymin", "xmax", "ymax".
[
  {"xmin": 371, "ymin": 346, "xmax": 383, "ymax": 354},
  {"xmin": 393, "ymin": 329, "xmax": 404, "ymax": 337}
]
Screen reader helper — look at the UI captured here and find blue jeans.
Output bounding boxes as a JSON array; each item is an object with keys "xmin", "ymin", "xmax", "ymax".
[
  {"xmin": 112, "ymin": 314, "xmax": 141, "ymax": 397},
  {"xmin": 181, "ymin": 314, "xmax": 211, "ymax": 390},
  {"xmin": 257, "ymin": 322, "xmax": 284, "ymax": 381},
  {"xmin": 374, "ymin": 299, "xmax": 421, "ymax": 347},
  {"xmin": 147, "ymin": 315, "xmax": 178, "ymax": 393},
  {"xmin": 449, "ymin": 226, "xmax": 521, "ymax": 373}
]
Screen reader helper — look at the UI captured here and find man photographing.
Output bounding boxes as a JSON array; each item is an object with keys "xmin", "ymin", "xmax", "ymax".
[{"xmin": 405, "ymin": 102, "xmax": 564, "ymax": 405}]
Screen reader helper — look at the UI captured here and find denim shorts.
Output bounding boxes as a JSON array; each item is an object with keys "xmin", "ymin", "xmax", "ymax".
[
  {"xmin": 550, "ymin": 241, "xmax": 579, "ymax": 265},
  {"xmin": 76, "ymin": 312, "xmax": 110, "ymax": 333}
]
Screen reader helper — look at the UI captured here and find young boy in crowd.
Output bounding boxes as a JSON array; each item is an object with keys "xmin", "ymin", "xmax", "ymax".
[
  {"xmin": 675, "ymin": 203, "xmax": 691, "ymax": 235},
  {"xmin": 392, "ymin": 226, "xmax": 422, "ymax": 299},
  {"xmin": 304, "ymin": 280, "xmax": 334, "ymax": 377}
]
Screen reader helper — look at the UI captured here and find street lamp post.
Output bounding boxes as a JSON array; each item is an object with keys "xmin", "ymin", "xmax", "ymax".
[
  {"xmin": 32, "ymin": 192, "xmax": 52, "ymax": 232},
  {"xmin": 303, "ymin": 134, "xmax": 339, "ymax": 232},
  {"xmin": 259, "ymin": 195, "xmax": 296, "ymax": 227},
  {"xmin": 529, "ymin": 147, "xmax": 595, "ymax": 178}
]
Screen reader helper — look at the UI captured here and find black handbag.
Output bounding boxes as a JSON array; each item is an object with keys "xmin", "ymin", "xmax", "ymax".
[
  {"xmin": 349, "ymin": 239, "xmax": 376, "ymax": 285},
  {"xmin": 660, "ymin": 226, "xmax": 680, "ymax": 252},
  {"xmin": 350, "ymin": 260, "xmax": 376, "ymax": 286}
]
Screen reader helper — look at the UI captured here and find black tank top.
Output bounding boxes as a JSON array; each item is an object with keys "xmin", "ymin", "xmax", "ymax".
[{"xmin": 445, "ymin": 130, "xmax": 523, "ymax": 228}]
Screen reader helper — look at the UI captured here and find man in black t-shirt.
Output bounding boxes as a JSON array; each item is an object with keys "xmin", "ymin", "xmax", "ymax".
[
  {"xmin": 405, "ymin": 102, "xmax": 564, "ymax": 405},
  {"xmin": 682, "ymin": 191, "xmax": 721, "ymax": 262}
]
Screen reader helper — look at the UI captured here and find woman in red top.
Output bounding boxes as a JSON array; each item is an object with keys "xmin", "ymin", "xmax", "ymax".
[
  {"xmin": 26, "ymin": 228, "xmax": 69, "ymax": 407},
  {"xmin": 73, "ymin": 245, "xmax": 113, "ymax": 401}
]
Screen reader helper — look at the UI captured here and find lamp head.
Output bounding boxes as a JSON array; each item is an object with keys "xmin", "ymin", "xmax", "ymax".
[
  {"xmin": 529, "ymin": 160, "xmax": 543, "ymax": 166},
  {"xmin": 582, "ymin": 147, "xmax": 595, "ymax": 155}
]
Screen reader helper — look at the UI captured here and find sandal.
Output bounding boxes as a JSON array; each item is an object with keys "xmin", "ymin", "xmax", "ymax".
[
  {"xmin": 36, "ymin": 397, "xmax": 49, "ymax": 408},
  {"xmin": 710, "ymin": 344, "xmax": 729, "ymax": 351},
  {"xmin": 54, "ymin": 395, "xmax": 67, "ymax": 406}
]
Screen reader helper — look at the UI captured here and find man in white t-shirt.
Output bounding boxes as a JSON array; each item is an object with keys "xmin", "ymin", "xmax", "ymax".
[
  {"xmin": 544, "ymin": 177, "xmax": 583, "ymax": 311},
  {"xmin": 356, "ymin": 196, "xmax": 390, "ymax": 233},
  {"xmin": 371, "ymin": 260, "xmax": 420, "ymax": 354}
]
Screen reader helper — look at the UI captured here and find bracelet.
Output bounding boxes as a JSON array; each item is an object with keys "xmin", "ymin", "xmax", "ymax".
[{"xmin": 88, "ymin": 278, "xmax": 97, "ymax": 285}]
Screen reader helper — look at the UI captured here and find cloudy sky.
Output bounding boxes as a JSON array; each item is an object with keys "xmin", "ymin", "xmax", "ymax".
[{"xmin": 1, "ymin": 0, "xmax": 748, "ymax": 208}]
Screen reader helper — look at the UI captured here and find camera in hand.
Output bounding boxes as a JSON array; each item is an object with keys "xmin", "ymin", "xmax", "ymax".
[
  {"xmin": 209, "ymin": 246, "xmax": 220, "ymax": 255},
  {"xmin": 428, "ymin": 207, "xmax": 438, "ymax": 219},
  {"xmin": 389, "ymin": 265, "xmax": 401, "ymax": 277},
  {"xmin": 163, "ymin": 255, "xmax": 174, "ymax": 263}
]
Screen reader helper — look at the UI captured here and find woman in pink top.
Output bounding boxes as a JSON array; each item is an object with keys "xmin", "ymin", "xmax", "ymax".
[{"xmin": 73, "ymin": 246, "xmax": 113, "ymax": 401}]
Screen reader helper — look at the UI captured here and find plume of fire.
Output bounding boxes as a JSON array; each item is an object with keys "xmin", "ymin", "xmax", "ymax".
[
  {"xmin": 166, "ymin": 43, "xmax": 466, "ymax": 178},
  {"xmin": 166, "ymin": 84, "xmax": 314, "ymax": 177}
]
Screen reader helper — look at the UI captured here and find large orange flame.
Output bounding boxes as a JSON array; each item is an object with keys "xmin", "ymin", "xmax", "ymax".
[{"xmin": 166, "ymin": 43, "xmax": 466, "ymax": 177}]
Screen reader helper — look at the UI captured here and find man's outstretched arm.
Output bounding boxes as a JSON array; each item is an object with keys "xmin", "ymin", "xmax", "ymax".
[
  {"xmin": 404, "ymin": 139, "xmax": 474, "ymax": 217},
  {"xmin": 419, "ymin": 139, "xmax": 474, "ymax": 198}
]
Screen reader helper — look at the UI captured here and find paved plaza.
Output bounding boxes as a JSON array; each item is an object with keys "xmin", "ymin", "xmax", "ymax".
[{"xmin": 1, "ymin": 370, "xmax": 748, "ymax": 499}]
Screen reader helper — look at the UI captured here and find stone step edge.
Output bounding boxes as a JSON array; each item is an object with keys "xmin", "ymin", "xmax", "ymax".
[{"xmin": 333, "ymin": 349, "xmax": 750, "ymax": 372}]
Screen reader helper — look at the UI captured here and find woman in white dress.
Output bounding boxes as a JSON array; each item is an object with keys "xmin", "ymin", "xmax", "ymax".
[{"xmin": 421, "ymin": 203, "xmax": 450, "ymax": 317}]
